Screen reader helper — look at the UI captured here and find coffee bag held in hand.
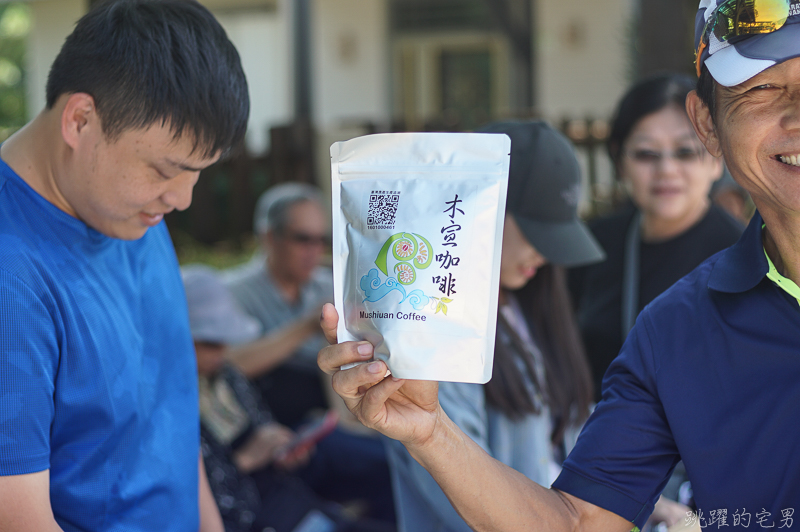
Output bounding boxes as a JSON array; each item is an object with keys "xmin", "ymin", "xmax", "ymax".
[{"xmin": 331, "ymin": 133, "xmax": 510, "ymax": 383}]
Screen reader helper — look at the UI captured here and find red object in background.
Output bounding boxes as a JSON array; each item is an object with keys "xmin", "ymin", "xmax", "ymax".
[{"xmin": 275, "ymin": 410, "xmax": 339, "ymax": 463}]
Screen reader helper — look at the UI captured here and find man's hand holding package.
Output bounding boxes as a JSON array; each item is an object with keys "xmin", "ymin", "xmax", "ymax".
[
  {"xmin": 318, "ymin": 303, "xmax": 441, "ymax": 448},
  {"xmin": 317, "ymin": 302, "xmax": 632, "ymax": 532}
]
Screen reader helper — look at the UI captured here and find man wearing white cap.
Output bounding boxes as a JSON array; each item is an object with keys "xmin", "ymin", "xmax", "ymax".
[{"xmin": 317, "ymin": 0, "xmax": 800, "ymax": 529}]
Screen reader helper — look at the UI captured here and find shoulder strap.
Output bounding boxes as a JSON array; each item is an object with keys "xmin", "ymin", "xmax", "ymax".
[{"xmin": 621, "ymin": 211, "xmax": 641, "ymax": 340}]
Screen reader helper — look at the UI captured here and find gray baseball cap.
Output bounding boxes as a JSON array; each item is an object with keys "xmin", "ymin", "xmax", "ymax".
[
  {"xmin": 181, "ymin": 265, "xmax": 261, "ymax": 345},
  {"xmin": 476, "ymin": 120, "xmax": 605, "ymax": 267}
]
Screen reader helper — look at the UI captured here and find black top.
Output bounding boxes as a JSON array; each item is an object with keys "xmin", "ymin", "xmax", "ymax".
[
  {"xmin": 569, "ymin": 205, "xmax": 744, "ymax": 402},
  {"xmin": 200, "ymin": 365, "xmax": 269, "ymax": 532}
]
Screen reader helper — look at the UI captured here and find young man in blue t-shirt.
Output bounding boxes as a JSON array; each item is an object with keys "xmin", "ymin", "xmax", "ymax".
[{"xmin": 0, "ymin": 1, "xmax": 249, "ymax": 530}]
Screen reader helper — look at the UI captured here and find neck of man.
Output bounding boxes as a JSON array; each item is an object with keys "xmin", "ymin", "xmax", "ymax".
[
  {"xmin": 0, "ymin": 111, "xmax": 72, "ymax": 217},
  {"xmin": 762, "ymin": 211, "xmax": 800, "ymax": 286},
  {"xmin": 266, "ymin": 255, "xmax": 302, "ymax": 303},
  {"xmin": 640, "ymin": 200, "xmax": 710, "ymax": 243}
]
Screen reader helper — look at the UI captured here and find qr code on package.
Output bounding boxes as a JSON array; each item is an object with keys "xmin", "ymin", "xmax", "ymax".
[{"xmin": 367, "ymin": 191, "xmax": 400, "ymax": 230}]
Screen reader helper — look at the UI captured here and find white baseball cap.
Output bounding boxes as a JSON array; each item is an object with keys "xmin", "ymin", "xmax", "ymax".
[{"xmin": 695, "ymin": 0, "xmax": 800, "ymax": 86}]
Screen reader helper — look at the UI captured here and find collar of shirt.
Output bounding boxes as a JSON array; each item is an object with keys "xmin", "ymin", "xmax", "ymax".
[
  {"xmin": 707, "ymin": 210, "xmax": 800, "ymax": 306},
  {"xmin": 764, "ymin": 247, "xmax": 800, "ymax": 306},
  {"xmin": 707, "ymin": 210, "xmax": 768, "ymax": 294}
]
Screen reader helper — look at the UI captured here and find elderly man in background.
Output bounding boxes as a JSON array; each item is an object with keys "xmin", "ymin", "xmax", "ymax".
[
  {"xmin": 226, "ymin": 184, "xmax": 397, "ymax": 525},
  {"xmin": 226, "ymin": 183, "xmax": 333, "ymax": 428}
]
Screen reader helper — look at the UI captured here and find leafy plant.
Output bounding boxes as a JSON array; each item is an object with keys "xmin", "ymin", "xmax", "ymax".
[
  {"xmin": 432, "ymin": 296, "xmax": 453, "ymax": 315},
  {"xmin": 0, "ymin": 3, "xmax": 29, "ymax": 138}
]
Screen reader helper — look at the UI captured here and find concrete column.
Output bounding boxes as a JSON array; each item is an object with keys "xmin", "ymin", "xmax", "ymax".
[{"xmin": 25, "ymin": 0, "xmax": 87, "ymax": 119}]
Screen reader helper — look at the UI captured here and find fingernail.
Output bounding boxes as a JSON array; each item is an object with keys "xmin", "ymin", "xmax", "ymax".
[
  {"xmin": 357, "ymin": 343, "xmax": 372, "ymax": 356},
  {"xmin": 368, "ymin": 362, "xmax": 383, "ymax": 373}
]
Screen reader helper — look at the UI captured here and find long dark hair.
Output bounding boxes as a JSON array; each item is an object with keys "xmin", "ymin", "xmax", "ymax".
[{"xmin": 484, "ymin": 264, "xmax": 594, "ymax": 445}]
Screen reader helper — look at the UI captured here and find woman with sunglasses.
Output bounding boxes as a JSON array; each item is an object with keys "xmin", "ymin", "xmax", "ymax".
[
  {"xmin": 569, "ymin": 74, "xmax": 744, "ymax": 526},
  {"xmin": 383, "ymin": 121, "xmax": 602, "ymax": 532},
  {"xmin": 570, "ymin": 73, "xmax": 744, "ymax": 405}
]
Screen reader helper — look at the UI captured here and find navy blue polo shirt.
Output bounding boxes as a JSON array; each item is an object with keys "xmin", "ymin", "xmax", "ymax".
[{"xmin": 553, "ymin": 211, "xmax": 800, "ymax": 530}]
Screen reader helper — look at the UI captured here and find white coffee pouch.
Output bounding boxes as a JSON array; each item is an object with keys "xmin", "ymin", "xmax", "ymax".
[{"xmin": 331, "ymin": 132, "xmax": 510, "ymax": 383}]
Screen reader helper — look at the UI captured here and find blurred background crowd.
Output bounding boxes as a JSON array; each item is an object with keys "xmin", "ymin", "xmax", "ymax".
[
  {"xmin": 0, "ymin": 0, "xmax": 753, "ymax": 266},
  {"xmin": 0, "ymin": 1, "xmax": 753, "ymax": 531}
]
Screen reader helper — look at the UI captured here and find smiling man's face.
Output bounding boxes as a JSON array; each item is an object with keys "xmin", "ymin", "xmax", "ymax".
[{"xmin": 692, "ymin": 57, "xmax": 800, "ymax": 219}]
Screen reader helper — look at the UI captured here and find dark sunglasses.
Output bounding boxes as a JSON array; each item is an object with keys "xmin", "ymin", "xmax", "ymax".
[
  {"xmin": 696, "ymin": 0, "xmax": 791, "ymax": 77},
  {"xmin": 625, "ymin": 146, "xmax": 706, "ymax": 164},
  {"xmin": 281, "ymin": 231, "xmax": 331, "ymax": 247}
]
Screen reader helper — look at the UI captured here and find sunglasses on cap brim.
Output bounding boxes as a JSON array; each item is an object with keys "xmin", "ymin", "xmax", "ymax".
[{"xmin": 695, "ymin": 0, "xmax": 791, "ymax": 77}]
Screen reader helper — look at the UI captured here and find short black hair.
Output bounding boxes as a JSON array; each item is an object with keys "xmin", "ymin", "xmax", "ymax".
[
  {"xmin": 46, "ymin": 0, "xmax": 249, "ymax": 158},
  {"xmin": 696, "ymin": 64, "xmax": 717, "ymax": 123},
  {"xmin": 607, "ymin": 72, "xmax": 697, "ymax": 170}
]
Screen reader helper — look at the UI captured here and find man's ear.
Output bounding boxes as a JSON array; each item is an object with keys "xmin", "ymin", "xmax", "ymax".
[
  {"xmin": 686, "ymin": 90, "xmax": 722, "ymax": 157},
  {"xmin": 60, "ymin": 93, "xmax": 99, "ymax": 150}
]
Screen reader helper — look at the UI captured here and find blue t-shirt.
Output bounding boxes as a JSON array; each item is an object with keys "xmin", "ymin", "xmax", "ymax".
[
  {"xmin": 0, "ymin": 159, "xmax": 200, "ymax": 530},
  {"xmin": 554, "ymin": 211, "xmax": 800, "ymax": 530}
]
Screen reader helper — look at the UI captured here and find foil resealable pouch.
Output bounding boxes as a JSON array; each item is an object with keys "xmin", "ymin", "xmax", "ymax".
[{"xmin": 331, "ymin": 132, "xmax": 510, "ymax": 383}]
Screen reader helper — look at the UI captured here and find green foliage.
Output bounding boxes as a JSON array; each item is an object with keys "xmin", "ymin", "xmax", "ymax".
[
  {"xmin": 0, "ymin": 3, "xmax": 29, "ymax": 140},
  {"xmin": 170, "ymin": 228, "xmax": 259, "ymax": 269}
]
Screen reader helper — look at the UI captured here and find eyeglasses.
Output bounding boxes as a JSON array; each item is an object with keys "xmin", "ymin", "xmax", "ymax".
[
  {"xmin": 281, "ymin": 231, "xmax": 331, "ymax": 247},
  {"xmin": 624, "ymin": 146, "xmax": 707, "ymax": 165},
  {"xmin": 696, "ymin": 0, "xmax": 791, "ymax": 77}
]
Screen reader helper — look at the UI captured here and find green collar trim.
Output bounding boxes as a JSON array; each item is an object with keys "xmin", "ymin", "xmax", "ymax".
[{"xmin": 764, "ymin": 247, "xmax": 800, "ymax": 306}]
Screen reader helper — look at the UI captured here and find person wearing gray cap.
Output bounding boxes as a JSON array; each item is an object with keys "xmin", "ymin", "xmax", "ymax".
[
  {"xmin": 184, "ymin": 265, "xmax": 309, "ymax": 531},
  {"xmin": 184, "ymin": 265, "xmax": 395, "ymax": 532},
  {"xmin": 382, "ymin": 120, "xmax": 603, "ymax": 532},
  {"xmin": 318, "ymin": 0, "xmax": 800, "ymax": 530}
]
